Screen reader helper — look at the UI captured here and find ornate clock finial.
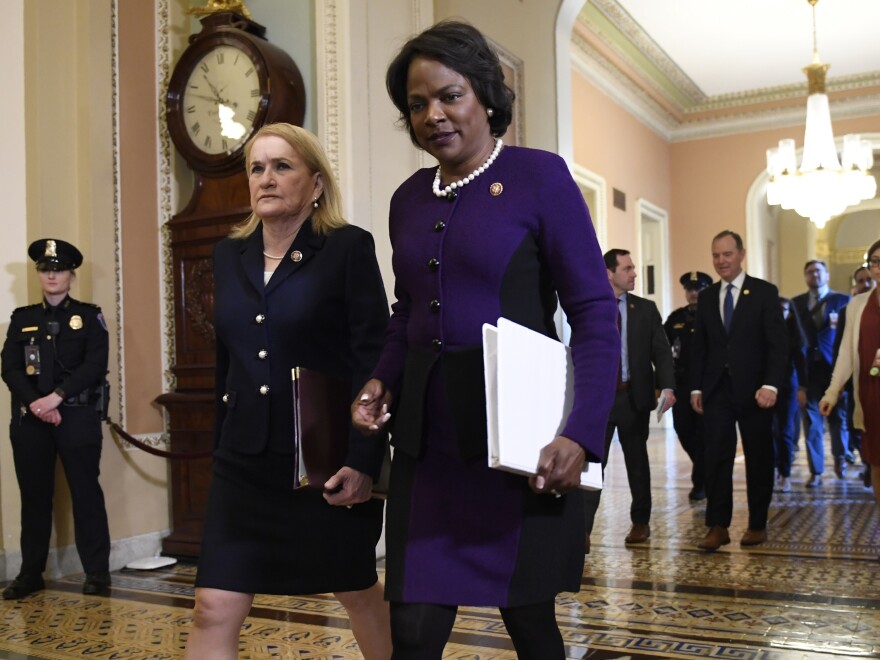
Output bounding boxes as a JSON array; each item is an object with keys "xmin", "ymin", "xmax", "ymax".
[{"xmin": 186, "ymin": 0, "xmax": 253, "ymax": 20}]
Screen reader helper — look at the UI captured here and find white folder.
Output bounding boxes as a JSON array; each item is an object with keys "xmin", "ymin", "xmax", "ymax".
[{"xmin": 482, "ymin": 317, "xmax": 602, "ymax": 491}]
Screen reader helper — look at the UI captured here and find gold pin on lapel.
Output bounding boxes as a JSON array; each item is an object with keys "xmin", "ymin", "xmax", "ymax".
[
  {"xmin": 743, "ymin": 289, "xmax": 750, "ymax": 295},
  {"xmin": 489, "ymin": 182, "xmax": 503, "ymax": 196},
  {"xmin": 291, "ymin": 251, "xmax": 303, "ymax": 262}
]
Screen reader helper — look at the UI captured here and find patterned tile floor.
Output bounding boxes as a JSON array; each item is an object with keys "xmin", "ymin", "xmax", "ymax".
[{"xmin": 0, "ymin": 429, "xmax": 877, "ymax": 658}]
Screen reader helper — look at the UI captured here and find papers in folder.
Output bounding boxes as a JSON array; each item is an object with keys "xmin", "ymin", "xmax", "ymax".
[{"xmin": 482, "ymin": 318, "xmax": 603, "ymax": 491}]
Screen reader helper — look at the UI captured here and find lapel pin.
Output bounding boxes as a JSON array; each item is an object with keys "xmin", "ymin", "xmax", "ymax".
[
  {"xmin": 291, "ymin": 251, "xmax": 303, "ymax": 262},
  {"xmin": 743, "ymin": 289, "xmax": 750, "ymax": 295},
  {"xmin": 489, "ymin": 182, "xmax": 503, "ymax": 196}
]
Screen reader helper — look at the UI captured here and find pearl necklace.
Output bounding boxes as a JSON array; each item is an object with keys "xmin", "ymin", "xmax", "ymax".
[
  {"xmin": 262, "ymin": 251, "xmax": 284, "ymax": 260},
  {"xmin": 432, "ymin": 138, "xmax": 503, "ymax": 199}
]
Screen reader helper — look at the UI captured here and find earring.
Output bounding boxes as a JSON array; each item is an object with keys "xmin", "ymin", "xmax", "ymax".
[
  {"xmin": 313, "ymin": 198, "xmax": 319, "ymax": 208},
  {"xmin": 487, "ymin": 108, "xmax": 494, "ymax": 118}
]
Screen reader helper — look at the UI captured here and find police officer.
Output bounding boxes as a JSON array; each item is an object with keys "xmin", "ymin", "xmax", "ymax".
[
  {"xmin": 664, "ymin": 271, "xmax": 712, "ymax": 501},
  {"xmin": 0, "ymin": 239, "xmax": 111, "ymax": 598}
]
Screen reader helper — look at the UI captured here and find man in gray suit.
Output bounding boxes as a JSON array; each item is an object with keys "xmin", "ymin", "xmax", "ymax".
[{"xmin": 584, "ymin": 249, "xmax": 675, "ymax": 551}]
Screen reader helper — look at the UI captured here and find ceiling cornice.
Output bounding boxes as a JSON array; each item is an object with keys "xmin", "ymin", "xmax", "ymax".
[{"xmin": 573, "ymin": 2, "xmax": 880, "ymax": 143}]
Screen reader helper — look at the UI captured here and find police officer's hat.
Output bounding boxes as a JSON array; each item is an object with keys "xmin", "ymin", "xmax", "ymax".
[
  {"xmin": 680, "ymin": 271, "xmax": 712, "ymax": 290},
  {"xmin": 28, "ymin": 238, "xmax": 83, "ymax": 272}
]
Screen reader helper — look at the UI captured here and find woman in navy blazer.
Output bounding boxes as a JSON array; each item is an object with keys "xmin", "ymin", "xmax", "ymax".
[{"xmin": 185, "ymin": 124, "xmax": 391, "ymax": 659}]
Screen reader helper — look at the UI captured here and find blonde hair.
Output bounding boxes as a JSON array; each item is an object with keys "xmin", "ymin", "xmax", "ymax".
[{"xmin": 229, "ymin": 123, "xmax": 347, "ymax": 239}]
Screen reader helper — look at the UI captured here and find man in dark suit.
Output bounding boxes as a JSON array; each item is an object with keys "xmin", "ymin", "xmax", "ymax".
[
  {"xmin": 690, "ymin": 230, "xmax": 787, "ymax": 550},
  {"xmin": 792, "ymin": 260, "xmax": 850, "ymax": 486},
  {"xmin": 584, "ymin": 249, "xmax": 675, "ymax": 550}
]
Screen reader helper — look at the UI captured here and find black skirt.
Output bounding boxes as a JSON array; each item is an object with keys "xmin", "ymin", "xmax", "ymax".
[{"xmin": 195, "ymin": 446, "xmax": 384, "ymax": 595}]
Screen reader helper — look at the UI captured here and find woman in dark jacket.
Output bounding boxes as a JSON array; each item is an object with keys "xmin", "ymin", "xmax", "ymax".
[{"xmin": 185, "ymin": 124, "xmax": 391, "ymax": 659}]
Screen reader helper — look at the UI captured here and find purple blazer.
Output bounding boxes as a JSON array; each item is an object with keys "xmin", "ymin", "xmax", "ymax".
[{"xmin": 372, "ymin": 145, "xmax": 618, "ymax": 463}]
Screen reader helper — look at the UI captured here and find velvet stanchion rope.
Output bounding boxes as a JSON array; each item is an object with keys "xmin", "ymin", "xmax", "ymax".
[{"xmin": 107, "ymin": 417, "xmax": 213, "ymax": 460}]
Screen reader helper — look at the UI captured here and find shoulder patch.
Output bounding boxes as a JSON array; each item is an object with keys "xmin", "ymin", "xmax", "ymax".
[{"xmin": 97, "ymin": 313, "xmax": 108, "ymax": 332}]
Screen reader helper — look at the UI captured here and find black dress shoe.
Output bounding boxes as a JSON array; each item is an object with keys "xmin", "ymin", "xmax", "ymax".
[
  {"xmin": 688, "ymin": 487, "xmax": 706, "ymax": 501},
  {"xmin": 82, "ymin": 573, "xmax": 111, "ymax": 595},
  {"xmin": 2, "ymin": 574, "xmax": 45, "ymax": 600}
]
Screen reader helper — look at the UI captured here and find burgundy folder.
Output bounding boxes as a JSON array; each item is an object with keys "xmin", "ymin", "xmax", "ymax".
[{"xmin": 292, "ymin": 367, "xmax": 351, "ymax": 490}]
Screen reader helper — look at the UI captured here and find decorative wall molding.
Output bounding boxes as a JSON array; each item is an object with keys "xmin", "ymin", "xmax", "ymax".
[
  {"xmin": 580, "ymin": 0, "xmax": 880, "ymax": 113},
  {"xmin": 315, "ymin": 1, "xmax": 341, "ymax": 169},
  {"xmin": 315, "ymin": 0, "xmax": 350, "ymax": 197},
  {"xmin": 110, "ymin": 0, "xmax": 125, "ymax": 426},
  {"xmin": 671, "ymin": 93, "xmax": 880, "ymax": 142},
  {"xmin": 571, "ymin": 34, "xmax": 676, "ymax": 141},
  {"xmin": 573, "ymin": 2, "xmax": 880, "ymax": 143},
  {"xmin": 830, "ymin": 247, "xmax": 871, "ymax": 265},
  {"xmin": 587, "ymin": 0, "xmax": 704, "ymax": 105},
  {"xmin": 156, "ymin": 0, "xmax": 176, "ymax": 394},
  {"xmin": 572, "ymin": 33, "xmax": 880, "ymax": 143}
]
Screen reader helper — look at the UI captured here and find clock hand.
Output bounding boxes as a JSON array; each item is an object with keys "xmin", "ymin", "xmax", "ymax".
[
  {"xmin": 188, "ymin": 93, "xmax": 223, "ymax": 103},
  {"xmin": 203, "ymin": 75, "xmax": 226, "ymax": 103}
]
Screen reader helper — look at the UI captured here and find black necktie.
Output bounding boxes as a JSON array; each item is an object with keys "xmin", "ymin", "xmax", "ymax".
[{"xmin": 811, "ymin": 295, "xmax": 826, "ymax": 330}]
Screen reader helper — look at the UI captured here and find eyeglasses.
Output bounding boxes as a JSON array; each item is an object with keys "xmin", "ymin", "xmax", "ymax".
[{"xmin": 869, "ymin": 258, "xmax": 880, "ymax": 267}]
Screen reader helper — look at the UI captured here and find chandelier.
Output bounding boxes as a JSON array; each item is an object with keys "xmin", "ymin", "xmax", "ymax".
[{"xmin": 765, "ymin": 0, "xmax": 876, "ymax": 229}]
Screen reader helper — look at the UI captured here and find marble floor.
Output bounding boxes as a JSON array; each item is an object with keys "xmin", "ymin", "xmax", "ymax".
[{"xmin": 0, "ymin": 429, "xmax": 878, "ymax": 659}]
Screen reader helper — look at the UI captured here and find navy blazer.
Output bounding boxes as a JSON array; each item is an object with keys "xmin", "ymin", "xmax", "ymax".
[
  {"xmin": 212, "ymin": 219, "xmax": 389, "ymax": 478},
  {"xmin": 791, "ymin": 289, "xmax": 849, "ymax": 385},
  {"xmin": 690, "ymin": 275, "xmax": 788, "ymax": 405},
  {"xmin": 622, "ymin": 293, "xmax": 675, "ymax": 413}
]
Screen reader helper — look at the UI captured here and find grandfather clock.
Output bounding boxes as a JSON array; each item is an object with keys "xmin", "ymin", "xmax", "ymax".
[{"xmin": 157, "ymin": 7, "xmax": 305, "ymax": 556}]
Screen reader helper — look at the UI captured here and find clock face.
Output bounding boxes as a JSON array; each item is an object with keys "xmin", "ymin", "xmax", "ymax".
[{"xmin": 182, "ymin": 44, "xmax": 263, "ymax": 156}]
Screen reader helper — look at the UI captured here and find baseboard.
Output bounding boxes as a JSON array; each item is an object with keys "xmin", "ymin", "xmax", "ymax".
[{"xmin": 1, "ymin": 529, "xmax": 171, "ymax": 581}]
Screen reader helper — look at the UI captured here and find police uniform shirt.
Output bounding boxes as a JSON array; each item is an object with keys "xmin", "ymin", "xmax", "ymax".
[
  {"xmin": 665, "ymin": 304, "xmax": 697, "ymax": 386},
  {"xmin": 1, "ymin": 296, "xmax": 109, "ymax": 408}
]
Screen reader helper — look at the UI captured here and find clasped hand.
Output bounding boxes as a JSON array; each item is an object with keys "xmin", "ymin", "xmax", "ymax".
[
  {"xmin": 352, "ymin": 378, "xmax": 392, "ymax": 435},
  {"xmin": 29, "ymin": 392, "xmax": 63, "ymax": 426}
]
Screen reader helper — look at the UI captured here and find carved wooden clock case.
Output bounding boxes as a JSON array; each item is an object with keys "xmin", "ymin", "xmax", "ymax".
[{"xmin": 157, "ymin": 11, "xmax": 305, "ymax": 556}]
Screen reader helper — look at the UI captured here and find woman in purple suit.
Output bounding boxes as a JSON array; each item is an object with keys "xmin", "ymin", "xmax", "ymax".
[{"xmin": 353, "ymin": 21, "xmax": 618, "ymax": 658}]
